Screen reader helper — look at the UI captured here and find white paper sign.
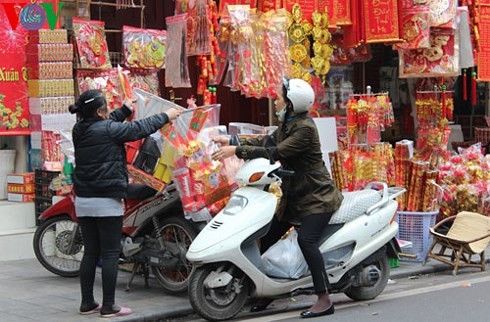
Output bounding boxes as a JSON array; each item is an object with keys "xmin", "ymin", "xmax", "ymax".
[{"xmin": 313, "ymin": 117, "xmax": 338, "ymax": 177}]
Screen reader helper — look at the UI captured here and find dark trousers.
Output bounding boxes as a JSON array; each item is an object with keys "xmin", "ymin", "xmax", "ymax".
[
  {"xmin": 78, "ymin": 216, "xmax": 122, "ymax": 309},
  {"xmin": 260, "ymin": 213, "xmax": 333, "ymax": 294}
]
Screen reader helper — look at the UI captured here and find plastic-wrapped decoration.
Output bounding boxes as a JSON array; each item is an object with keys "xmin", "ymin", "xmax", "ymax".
[
  {"xmin": 72, "ymin": 18, "xmax": 112, "ymax": 69},
  {"xmin": 264, "ymin": 9, "xmax": 290, "ymax": 98},
  {"xmin": 165, "ymin": 14, "xmax": 192, "ymax": 88},
  {"xmin": 188, "ymin": 0, "xmax": 212, "ymax": 56},
  {"xmin": 228, "ymin": 5, "xmax": 253, "ymax": 94},
  {"xmin": 122, "ymin": 26, "xmax": 167, "ymax": 69}
]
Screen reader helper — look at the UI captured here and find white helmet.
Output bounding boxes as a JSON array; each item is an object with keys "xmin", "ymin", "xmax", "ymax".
[{"xmin": 284, "ymin": 78, "xmax": 315, "ymax": 113}]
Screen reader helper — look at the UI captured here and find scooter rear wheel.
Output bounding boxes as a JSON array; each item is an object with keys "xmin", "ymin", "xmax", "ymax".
[
  {"xmin": 344, "ymin": 252, "xmax": 390, "ymax": 301},
  {"xmin": 151, "ymin": 215, "xmax": 198, "ymax": 294},
  {"xmin": 33, "ymin": 216, "xmax": 83, "ymax": 277},
  {"xmin": 189, "ymin": 263, "xmax": 250, "ymax": 321}
]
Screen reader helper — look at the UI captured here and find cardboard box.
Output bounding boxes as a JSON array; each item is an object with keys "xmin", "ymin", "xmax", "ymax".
[
  {"xmin": 7, "ymin": 183, "xmax": 35, "ymax": 194},
  {"xmin": 27, "ymin": 61, "xmax": 73, "ymax": 80},
  {"xmin": 26, "ymin": 43, "xmax": 73, "ymax": 62},
  {"xmin": 29, "ymin": 96, "xmax": 75, "ymax": 115},
  {"xmin": 28, "ymin": 79, "xmax": 75, "ymax": 98},
  {"xmin": 28, "ymin": 29, "xmax": 68, "ymax": 44},
  {"xmin": 29, "ymin": 113, "xmax": 76, "ymax": 131},
  {"xmin": 8, "ymin": 193, "xmax": 35, "ymax": 203},
  {"xmin": 29, "ymin": 114, "xmax": 42, "ymax": 131},
  {"xmin": 7, "ymin": 173, "xmax": 35, "ymax": 185}
]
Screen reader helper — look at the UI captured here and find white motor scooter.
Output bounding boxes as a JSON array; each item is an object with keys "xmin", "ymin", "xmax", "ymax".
[{"xmin": 187, "ymin": 158, "xmax": 406, "ymax": 321}]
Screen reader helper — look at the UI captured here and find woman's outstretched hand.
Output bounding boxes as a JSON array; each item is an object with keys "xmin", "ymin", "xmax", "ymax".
[
  {"xmin": 165, "ymin": 107, "xmax": 183, "ymax": 121},
  {"xmin": 212, "ymin": 146, "xmax": 237, "ymax": 161},
  {"xmin": 212, "ymin": 135, "xmax": 231, "ymax": 147},
  {"xmin": 123, "ymin": 97, "xmax": 136, "ymax": 111}
]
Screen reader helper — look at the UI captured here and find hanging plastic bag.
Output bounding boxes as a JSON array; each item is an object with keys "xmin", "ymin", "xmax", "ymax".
[{"xmin": 261, "ymin": 229, "xmax": 308, "ymax": 279}]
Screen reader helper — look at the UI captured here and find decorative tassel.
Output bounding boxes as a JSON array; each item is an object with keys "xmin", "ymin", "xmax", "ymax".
[
  {"xmin": 463, "ymin": 69, "xmax": 467, "ymax": 101},
  {"xmin": 471, "ymin": 71, "xmax": 477, "ymax": 105},
  {"xmin": 203, "ymin": 87, "xmax": 212, "ymax": 105},
  {"xmin": 441, "ymin": 85, "xmax": 446, "ymax": 120}
]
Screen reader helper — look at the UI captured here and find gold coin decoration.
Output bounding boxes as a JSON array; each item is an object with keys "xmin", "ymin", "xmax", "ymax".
[
  {"xmin": 287, "ymin": 4, "xmax": 312, "ymax": 82},
  {"xmin": 311, "ymin": 8, "xmax": 333, "ymax": 84}
]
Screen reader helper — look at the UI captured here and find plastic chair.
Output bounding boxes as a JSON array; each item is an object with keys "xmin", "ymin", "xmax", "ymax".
[{"xmin": 423, "ymin": 211, "xmax": 490, "ymax": 276}]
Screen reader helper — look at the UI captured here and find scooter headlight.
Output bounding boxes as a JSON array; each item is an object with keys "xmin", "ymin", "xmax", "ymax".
[{"xmin": 223, "ymin": 195, "xmax": 248, "ymax": 215}]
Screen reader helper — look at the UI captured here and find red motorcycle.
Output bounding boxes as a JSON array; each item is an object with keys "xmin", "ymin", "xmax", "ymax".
[{"xmin": 33, "ymin": 183, "xmax": 201, "ymax": 294}]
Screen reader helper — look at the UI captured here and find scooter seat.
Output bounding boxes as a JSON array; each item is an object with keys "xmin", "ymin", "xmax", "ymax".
[{"xmin": 329, "ymin": 190, "xmax": 381, "ymax": 224}]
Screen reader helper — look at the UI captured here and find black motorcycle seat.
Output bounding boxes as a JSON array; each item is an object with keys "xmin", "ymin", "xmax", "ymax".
[{"xmin": 329, "ymin": 190, "xmax": 382, "ymax": 224}]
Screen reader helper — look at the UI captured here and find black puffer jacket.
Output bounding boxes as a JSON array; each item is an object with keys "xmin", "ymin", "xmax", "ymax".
[{"xmin": 72, "ymin": 105, "xmax": 169, "ymax": 199}]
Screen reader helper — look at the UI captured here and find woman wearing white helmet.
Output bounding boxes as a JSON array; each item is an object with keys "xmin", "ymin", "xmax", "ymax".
[{"xmin": 212, "ymin": 78, "xmax": 344, "ymax": 318}]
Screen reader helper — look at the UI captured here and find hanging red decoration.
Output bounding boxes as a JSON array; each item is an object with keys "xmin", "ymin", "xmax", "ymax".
[
  {"xmin": 471, "ymin": 71, "xmax": 477, "ymax": 105},
  {"xmin": 463, "ymin": 69, "xmax": 467, "ymax": 101}
]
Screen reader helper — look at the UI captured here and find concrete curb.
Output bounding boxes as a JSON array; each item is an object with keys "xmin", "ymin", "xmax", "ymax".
[{"xmin": 116, "ymin": 260, "xmax": 474, "ymax": 321}]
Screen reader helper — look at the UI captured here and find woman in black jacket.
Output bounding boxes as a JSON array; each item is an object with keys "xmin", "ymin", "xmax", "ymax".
[{"xmin": 69, "ymin": 89, "xmax": 181, "ymax": 318}]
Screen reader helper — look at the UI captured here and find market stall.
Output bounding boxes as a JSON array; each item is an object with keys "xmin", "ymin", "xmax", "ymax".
[{"xmin": 0, "ymin": 1, "xmax": 487, "ymax": 266}]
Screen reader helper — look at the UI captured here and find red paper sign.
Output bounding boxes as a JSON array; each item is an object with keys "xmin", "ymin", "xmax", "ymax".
[
  {"xmin": 364, "ymin": 0, "xmax": 400, "ymax": 43},
  {"xmin": 317, "ymin": 0, "xmax": 337, "ymax": 27},
  {"xmin": 257, "ymin": 0, "xmax": 282, "ymax": 12},
  {"xmin": 343, "ymin": 0, "xmax": 362, "ymax": 48},
  {"xmin": 0, "ymin": 5, "xmax": 29, "ymax": 135},
  {"xmin": 284, "ymin": 0, "xmax": 318, "ymax": 21},
  {"xmin": 334, "ymin": 0, "xmax": 351, "ymax": 25},
  {"xmin": 477, "ymin": 6, "xmax": 490, "ymax": 81}
]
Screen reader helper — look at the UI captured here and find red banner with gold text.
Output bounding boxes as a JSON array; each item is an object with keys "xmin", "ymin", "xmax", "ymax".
[
  {"xmin": 334, "ymin": 0, "xmax": 351, "ymax": 25},
  {"xmin": 364, "ymin": 0, "xmax": 400, "ymax": 43},
  {"xmin": 0, "ymin": 5, "xmax": 29, "ymax": 135},
  {"xmin": 317, "ymin": 0, "xmax": 337, "ymax": 28},
  {"xmin": 477, "ymin": 5, "xmax": 490, "ymax": 81}
]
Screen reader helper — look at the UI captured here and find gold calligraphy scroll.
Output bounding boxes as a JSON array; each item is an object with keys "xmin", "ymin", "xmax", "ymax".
[{"xmin": 364, "ymin": 0, "xmax": 401, "ymax": 44}]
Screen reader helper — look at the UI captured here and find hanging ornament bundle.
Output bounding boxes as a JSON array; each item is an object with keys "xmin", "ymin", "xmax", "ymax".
[
  {"xmin": 414, "ymin": 85, "xmax": 453, "ymax": 168},
  {"xmin": 288, "ymin": 3, "xmax": 312, "ymax": 83},
  {"xmin": 345, "ymin": 93, "xmax": 394, "ymax": 145},
  {"xmin": 196, "ymin": 0, "xmax": 220, "ymax": 97},
  {"xmin": 218, "ymin": 5, "xmax": 290, "ymax": 98},
  {"xmin": 311, "ymin": 9, "xmax": 333, "ymax": 84}
]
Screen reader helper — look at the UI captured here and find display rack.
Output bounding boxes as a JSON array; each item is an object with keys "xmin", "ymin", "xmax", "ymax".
[{"xmin": 64, "ymin": 0, "xmax": 146, "ymax": 28}]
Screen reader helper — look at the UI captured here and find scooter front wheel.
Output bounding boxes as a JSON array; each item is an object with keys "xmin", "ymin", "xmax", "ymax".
[
  {"xmin": 33, "ymin": 216, "xmax": 83, "ymax": 277},
  {"xmin": 189, "ymin": 263, "xmax": 250, "ymax": 321}
]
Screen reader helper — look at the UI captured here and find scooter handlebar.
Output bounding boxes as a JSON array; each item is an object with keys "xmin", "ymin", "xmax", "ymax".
[{"xmin": 275, "ymin": 169, "xmax": 295, "ymax": 177}]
